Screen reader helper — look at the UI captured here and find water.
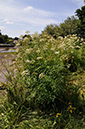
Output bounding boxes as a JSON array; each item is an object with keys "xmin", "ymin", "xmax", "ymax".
[
  {"xmin": 0, "ymin": 47, "xmax": 16, "ymax": 53},
  {"xmin": 0, "ymin": 50, "xmax": 16, "ymax": 53}
]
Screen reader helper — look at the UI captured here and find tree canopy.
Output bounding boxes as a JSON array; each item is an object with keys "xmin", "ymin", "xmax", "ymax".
[
  {"xmin": 0, "ymin": 31, "xmax": 14, "ymax": 44},
  {"xmin": 44, "ymin": 16, "xmax": 80, "ymax": 38},
  {"xmin": 75, "ymin": 5, "xmax": 85, "ymax": 39}
]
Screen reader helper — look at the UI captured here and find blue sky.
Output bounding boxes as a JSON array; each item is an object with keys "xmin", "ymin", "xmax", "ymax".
[{"xmin": 0, "ymin": 0, "xmax": 84, "ymax": 38}]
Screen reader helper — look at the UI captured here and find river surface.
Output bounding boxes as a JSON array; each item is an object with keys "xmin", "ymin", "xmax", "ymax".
[{"xmin": 0, "ymin": 47, "xmax": 16, "ymax": 53}]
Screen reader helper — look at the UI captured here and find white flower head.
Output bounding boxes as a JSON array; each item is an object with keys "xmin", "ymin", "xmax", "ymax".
[
  {"xmin": 67, "ymin": 64, "xmax": 71, "ymax": 68},
  {"xmin": 26, "ymin": 59, "xmax": 35, "ymax": 64},
  {"xmin": 14, "ymin": 69, "xmax": 18, "ymax": 74},
  {"xmin": 19, "ymin": 35, "xmax": 23, "ymax": 39},
  {"xmin": 25, "ymin": 31, "xmax": 30, "ymax": 34},
  {"xmin": 39, "ymin": 73, "xmax": 45, "ymax": 79},
  {"xmin": 16, "ymin": 43, "xmax": 20, "ymax": 46},
  {"xmin": 21, "ymin": 70, "xmax": 30, "ymax": 76},
  {"xmin": 43, "ymin": 45, "xmax": 48, "ymax": 50},
  {"xmin": 37, "ymin": 57, "xmax": 42, "ymax": 60},
  {"xmin": 40, "ymin": 38, "xmax": 45, "ymax": 42},
  {"xmin": 32, "ymin": 31, "xmax": 39, "ymax": 38},
  {"xmin": 71, "ymin": 51, "xmax": 73, "ymax": 53},
  {"xmin": 26, "ymin": 48, "xmax": 33, "ymax": 54},
  {"xmin": 50, "ymin": 47, "xmax": 55, "ymax": 51},
  {"xmin": 23, "ymin": 37, "xmax": 30, "ymax": 42},
  {"xmin": 81, "ymin": 38, "xmax": 83, "ymax": 42},
  {"xmin": 26, "ymin": 60, "xmax": 31, "ymax": 63},
  {"xmin": 58, "ymin": 36, "xmax": 63, "ymax": 40},
  {"xmin": 76, "ymin": 46, "xmax": 80, "ymax": 49},
  {"xmin": 58, "ymin": 43, "xmax": 65, "ymax": 49},
  {"xmin": 16, "ymin": 48, "xmax": 19, "ymax": 52},
  {"xmin": 80, "ymin": 43, "xmax": 82, "ymax": 45},
  {"xmin": 55, "ymin": 51, "xmax": 59, "ymax": 54},
  {"xmin": 36, "ymin": 49, "xmax": 40, "ymax": 53},
  {"xmin": 70, "ymin": 46, "xmax": 74, "ymax": 49}
]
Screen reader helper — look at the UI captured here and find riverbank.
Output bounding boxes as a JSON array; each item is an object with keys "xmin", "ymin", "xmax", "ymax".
[
  {"xmin": 0, "ymin": 53, "xmax": 16, "ymax": 83},
  {"xmin": 0, "ymin": 52, "xmax": 17, "ymax": 107},
  {"xmin": 0, "ymin": 46, "xmax": 16, "ymax": 52}
]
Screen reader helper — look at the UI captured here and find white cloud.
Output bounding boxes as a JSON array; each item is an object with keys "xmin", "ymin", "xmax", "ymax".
[
  {"xmin": 3, "ymin": 19, "xmax": 14, "ymax": 24},
  {"xmin": 71, "ymin": 0, "xmax": 84, "ymax": 6},
  {"xmin": 0, "ymin": 2, "xmax": 57, "ymax": 26},
  {"xmin": 0, "ymin": 2, "xmax": 58, "ymax": 37},
  {"xmin": 23, "ymin": 6, "xmax": 33, "ymax": 12},
  {"xmin": 23, "ymin": 6, "xmax": 54, "ymax": 18},
  {"xmin": 6, "ymin": 21, "xmax": 14, "ymax": 24}
]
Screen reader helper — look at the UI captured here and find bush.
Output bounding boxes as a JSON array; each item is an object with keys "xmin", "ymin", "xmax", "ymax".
[
  {"xmin": 0, "ymin": 33, "xmax": 85, "ymax": 128},
  {"xmin": 5, "ymin": 34, "xmax": 85, "ymax": 108}
]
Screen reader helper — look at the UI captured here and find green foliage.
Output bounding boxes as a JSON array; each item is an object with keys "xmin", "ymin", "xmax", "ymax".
[
  {"xmin": 0, "ymin": 33, "xmax": 85, "ymax": 128},
  {"xmin": 44, "ymin": 16, "xmax": 80, "ymax": 38},
  {"xmin": 75, "ymin": 5, "xmax": 85, "ymax": 39},
  {"xmin": 0, "ymin": 32, "xmax": 14, "ymax": 44},
  {"xmin": 60, "ymin": 16, "xmax": 80, "ymax": 37},
  {"xmin": 0, "ymin": 101, "xmax": 27, "ymax": 128}
]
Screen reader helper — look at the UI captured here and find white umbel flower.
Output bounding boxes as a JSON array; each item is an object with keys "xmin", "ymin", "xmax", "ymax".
[
  {"xmin": 37, "ymin": 57, "xmax": 42, "ymax": 60},
  {"xmin": 21, "ymin": 70, "xmax": 30, "ymax": 76},
  {"xmin": 26, "ymin": 48, "xmax": 33, "ymax": 54}
]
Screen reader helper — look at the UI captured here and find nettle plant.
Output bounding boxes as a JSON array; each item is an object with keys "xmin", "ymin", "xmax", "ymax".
[{"xmin": 5, "ymin": 33, "xmax": 85, "ymax": 111}]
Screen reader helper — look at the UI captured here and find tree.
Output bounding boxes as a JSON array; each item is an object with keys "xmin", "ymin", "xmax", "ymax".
[
  {"xmin": 0, "ymin": 30, "xmax": 1, "ymax": 35},
  {"xmin": 75, "ymin": 5, "xmax": 85, "ymax": 39},
  {"xmin": 3, "ymin": 35, "xmax": 8, "ymax": 43},
  {"xmin": 0, "ymin": 34, "xmax": 14, "ymax": 44},
  {"xmin": 44, "ymin": 16, "xmax": 80, "ymax": 38},
  {"xmin": 44, "ymin": 24, "xmax": 59, "ymax": 38},
  {"xmin": 0, "ymin": 35, "xmax": 4, "ymax": 43},
  {"xmin": 14, "ymin": 37, "xmax": 19, "ymax": 40},
  {"xmin": 61, "ymin": 16, "xmax": 80, "ymax": 36}
]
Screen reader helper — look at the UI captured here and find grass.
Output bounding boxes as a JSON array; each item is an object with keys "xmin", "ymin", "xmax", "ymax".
[{"xmin": 70, "ymin": 71, "xmax": 85, "ymax": 99}]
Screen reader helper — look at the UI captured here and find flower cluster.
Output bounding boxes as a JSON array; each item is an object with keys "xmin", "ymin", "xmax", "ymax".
[
  {"xmin": 21, "ymin": 70, "xmax": 30, "ymax": 76},
  {"xmin": 68, "ymin": 102, "xmax": 76, "ymax": 113},
  {"xmin": 39, "ymin": 73, "xmax": 45, "ymax": 79},
  {"xmin": 56, "ymin": 113, "xmax": 61, "ymax": 118},
  {"xmin": 25, "ymin": 48, "xmax": 33, "ymax": 54}
]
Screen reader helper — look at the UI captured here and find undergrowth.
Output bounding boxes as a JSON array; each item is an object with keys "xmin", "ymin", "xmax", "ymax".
[{"xmin": 0, "ymin": 33, "xmax": 85, "ymax": 128}]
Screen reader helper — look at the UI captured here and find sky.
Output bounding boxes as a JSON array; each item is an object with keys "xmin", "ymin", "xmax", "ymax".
[{"xmin": 0, "ymin": 0, "xmax": 84, "ymax": 38}]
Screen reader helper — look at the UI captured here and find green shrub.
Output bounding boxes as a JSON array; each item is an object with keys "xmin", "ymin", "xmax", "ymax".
[
  {"xmin": 0, "ymin": 33, "xmax": 85, "ymax": 128},
  {"xmin": 5, "ymin": 34, "xmax": 85, "ymax": 109}
]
